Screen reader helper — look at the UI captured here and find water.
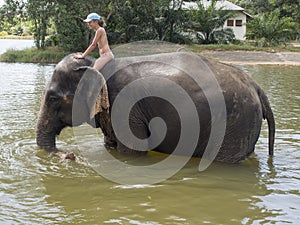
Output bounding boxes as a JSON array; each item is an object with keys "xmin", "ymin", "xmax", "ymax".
[
  {"xmin": 0, "ymin": 41, "xmax": 300, "ymax": 224},
  {"xmin": 0, "ymin": 39, "xmax": 34, "ymax": 54}
]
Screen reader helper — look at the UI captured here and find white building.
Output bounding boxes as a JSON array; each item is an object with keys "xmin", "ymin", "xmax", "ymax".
[{"xmin": 181, "ymin": 0, "xmax": 252, "ymax": 40}]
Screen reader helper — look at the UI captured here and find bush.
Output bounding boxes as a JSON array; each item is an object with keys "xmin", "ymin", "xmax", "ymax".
[
  {"xmin": 45, "ymin": 34, "xmax": 60, "ymax": 47},
  {"xmin": 0, "ymin": 31, "xmax": 9, "ymax": 36},
  {"xmin": 0, "ymin": 47, "xmax": 68, "ymax": 63},
  {"xmin": 210, "ymin": 28, "xmax": 236, "ymax": 44}
]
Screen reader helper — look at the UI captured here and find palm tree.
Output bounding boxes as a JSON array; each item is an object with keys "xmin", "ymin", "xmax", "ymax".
[{"xmin": 188, "ymin": 0, "xmax": 234, "ymax": 44}]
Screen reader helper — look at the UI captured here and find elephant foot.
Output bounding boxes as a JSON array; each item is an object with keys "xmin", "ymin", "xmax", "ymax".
[{"xmin": 104, "ymin": 136, "xmax": 117, "ymax": 148}]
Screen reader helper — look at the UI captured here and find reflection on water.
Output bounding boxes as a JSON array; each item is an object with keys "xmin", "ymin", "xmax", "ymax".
[{"xmin": 0, "ymin": 59, "xmax": 299, "ymax": 224}]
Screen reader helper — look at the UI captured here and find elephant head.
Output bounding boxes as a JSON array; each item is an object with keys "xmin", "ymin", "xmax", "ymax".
[{"xmin": 36, "ymin": 54, "xmax": 109, "ymax": 151}]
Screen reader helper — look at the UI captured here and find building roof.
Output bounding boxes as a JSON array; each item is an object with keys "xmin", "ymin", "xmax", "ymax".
[{"xmin": 181, "ymin": 0, "xmax": 244, "ymax": 11}]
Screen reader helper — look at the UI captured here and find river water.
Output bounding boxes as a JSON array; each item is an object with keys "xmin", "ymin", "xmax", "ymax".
[
  {"xmin": 0, "ymin": 39, "xmax": 34, "ymax": 55},
  {"xmin": 0, "ymin": 40, "xmax": 299, "ymax": 224}
]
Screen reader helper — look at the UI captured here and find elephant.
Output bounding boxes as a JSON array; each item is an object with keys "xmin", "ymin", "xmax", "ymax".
[{"xmin": 36, "ymin": 51, "xmax": 275, "ymax": 163}]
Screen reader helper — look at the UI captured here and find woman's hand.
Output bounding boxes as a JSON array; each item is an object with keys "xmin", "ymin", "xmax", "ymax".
[{"xmin": 74, "ymin": 53, "xmax": 85, "ymax": 59}]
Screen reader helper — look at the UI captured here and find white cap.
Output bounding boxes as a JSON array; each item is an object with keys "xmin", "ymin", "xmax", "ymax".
[{"xmin": 83, "ymin": 13, "xmax": 101, "ymax": 22}]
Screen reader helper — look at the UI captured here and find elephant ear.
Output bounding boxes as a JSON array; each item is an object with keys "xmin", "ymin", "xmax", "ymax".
[{"xmin": 74, "ymin": 66, "xmax": 110, "ymax": 121}]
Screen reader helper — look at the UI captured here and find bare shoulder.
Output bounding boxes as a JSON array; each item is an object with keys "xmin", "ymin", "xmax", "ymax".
[{"xmin": 97, "ymin": 27, "xmax": 106, "ymax": 34}]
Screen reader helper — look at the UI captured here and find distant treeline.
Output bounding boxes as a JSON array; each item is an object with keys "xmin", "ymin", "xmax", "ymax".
[{"xmin": 0, "ymin": 0, "xmax": 299, "ymax": 51}]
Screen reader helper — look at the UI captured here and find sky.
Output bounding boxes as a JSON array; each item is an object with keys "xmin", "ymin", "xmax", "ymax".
[{"xmin": 0, "ymin": 0, "xmax": 4, "ymax": 6}]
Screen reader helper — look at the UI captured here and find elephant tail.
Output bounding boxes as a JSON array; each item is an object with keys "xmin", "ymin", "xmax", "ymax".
[{"xmin": 258, "ymin": 88, "xmax": 275, "ymax": 156}]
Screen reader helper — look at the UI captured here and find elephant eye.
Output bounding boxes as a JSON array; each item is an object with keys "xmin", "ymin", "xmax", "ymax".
[
  {"xmin": 49, "ymin": 95, "xmax": 59, "ymax": 101},
  {"xmin": 46, "ymin": 90, "xmax": 60, "ymax": 103}
]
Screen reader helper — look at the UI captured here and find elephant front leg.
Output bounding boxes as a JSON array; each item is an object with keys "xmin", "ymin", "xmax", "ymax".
[{"xmin": 104, "ymin": 135, "xmax": 117, "ymax": 148}]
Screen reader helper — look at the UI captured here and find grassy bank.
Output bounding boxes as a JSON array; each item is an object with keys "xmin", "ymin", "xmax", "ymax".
[
  {"xmin": 0, "ymin": 35, "xmax": 33, "ymax": 40},
  {"xmin": 186, "ymin": 43, "xmax": 300, "ymax": 53},
  {"xmin": 1, "ymin": 43, "xmax": 300, "ymax": 64},
  {"xmin": 0, "ymin": 47, "xmax": 68, "ymax": 64}
]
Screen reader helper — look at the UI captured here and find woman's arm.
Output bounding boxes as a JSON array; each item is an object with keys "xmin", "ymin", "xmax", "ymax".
[{"xmin": 74, "ymin": 29, "xmax": 101, "ymax": 58}]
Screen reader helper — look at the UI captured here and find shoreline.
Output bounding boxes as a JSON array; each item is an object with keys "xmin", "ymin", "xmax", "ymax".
[
  {"xmin": 0, "ymin": 36, "xmax": 33, "ymax": 40},
  {"xmin": 1, "ymin": 43, "xmax": 300, "ymax": 66},
  {"xmin": 201, "ymin": 50, "xmax": 300, "ymax": 66},
  {"xmin": 216, "ymin": 61, "xmax": 300, "ymax": 66}
]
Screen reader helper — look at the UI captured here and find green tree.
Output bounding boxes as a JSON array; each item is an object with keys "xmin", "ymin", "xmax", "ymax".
[
  {"xmin": 0, "ymin": 0, "xmax": 27, "ymax": 35},
  {"xmin": 232, "ymin": 0, "xmax": 300, "ymax": 24},
  {"xmin": 161, "ymin": 0, "xmax": 188, "ymax": 43},
  {"xmin": 273, "ymin": 0, "xmax": 300, "ymax": 24},
  {"xmin": 52, "ymin": 1, "xmax": 86, "ymax": 51},
  {"xmin": 231, "ymin": 0, "xmax": 272, "ymax": 14},
  {"xmin": 188, "ymin": 0, "xmax": 235, "ymax": 44},
  {"xmin": 111, "ymin": 0, "xmax": 188, "ymax": 43},
  {"xmin": 247, "ymin": 9, "xmax": 298, "ymax": 46},
  {"xmin": 52, "ymin": 0, "xmax": 113, "ymax": 51},
  {"xmin": 26, "ymin": 0, "xmax": 54, "ymax": 49}
]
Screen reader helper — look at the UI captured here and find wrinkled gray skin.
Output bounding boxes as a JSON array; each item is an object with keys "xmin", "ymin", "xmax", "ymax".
[{"xmin": 36, "ymin": 52, "xmax": 275, "ymax": 163}]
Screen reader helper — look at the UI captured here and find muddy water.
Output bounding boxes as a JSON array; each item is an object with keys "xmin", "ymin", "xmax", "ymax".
[{"xmin": 0, "ymin": 53, "xmax": 299, "ymax": 224}]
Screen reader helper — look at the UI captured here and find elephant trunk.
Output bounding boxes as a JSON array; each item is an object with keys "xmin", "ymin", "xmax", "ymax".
[
  {"xmin": 36, "ymin": 110, "xmax": 60, "ymax": 151},
  {"xmin": 36, "ymin": 129, "xmax": 56, "ymax": 151}
]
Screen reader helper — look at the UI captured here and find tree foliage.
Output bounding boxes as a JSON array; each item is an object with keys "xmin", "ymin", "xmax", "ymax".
[
  {"xmin": 232, "ymin": 0, "xmax": 299, "ymax": 37},
  {"xmin": 232, "ymin": 0, "xmax": 300, "ymax": 24},
  {"xmin": 0, "ymin": 0, "xmax": 27, "ymax": 35},
  {"xmin": 109, "ymin": 0, "xmax": 188, "ymax": 43},
  {"xmin": 52, "ymin": 1, "xmax": 86, "ymax": 51},
  {"xmin": 1, "ymin": 0, "xmax": 300, "ymax": 51},
  {"xmin": 247, "ymin": 9, "xmax": 298, "ymax": 46},
  {"xmin": 26, "ymin": 0, "xmax": 55, "ymax": 49}
]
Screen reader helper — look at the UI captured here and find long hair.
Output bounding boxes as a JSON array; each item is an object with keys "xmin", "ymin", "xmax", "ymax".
[{"xmin": 97, "ymin": 18, "xmax": 106, "ymax": 28}]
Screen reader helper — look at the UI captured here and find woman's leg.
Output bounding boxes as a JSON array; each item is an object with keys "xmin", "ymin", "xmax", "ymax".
[{"xmin": 93, "ymin": 54, "xmax": 114, "ymax": 71}]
